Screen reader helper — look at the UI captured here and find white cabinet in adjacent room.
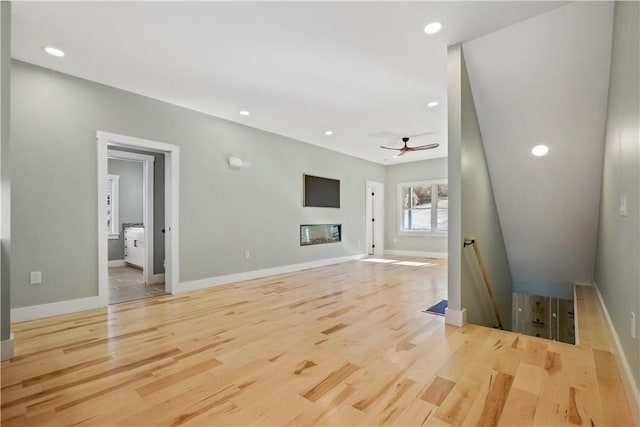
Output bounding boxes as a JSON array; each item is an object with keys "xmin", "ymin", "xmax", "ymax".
[{"xmin": 124, "ymin": 227, "xmax": 144, "ymax": 268}]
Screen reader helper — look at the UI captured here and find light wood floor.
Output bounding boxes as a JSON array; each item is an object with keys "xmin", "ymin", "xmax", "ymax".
[{"xmin": 1, "ymin": 258, "xmax": 635, "ymax": 426}]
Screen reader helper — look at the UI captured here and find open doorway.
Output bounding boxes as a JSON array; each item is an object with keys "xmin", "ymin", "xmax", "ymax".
[
  {"xmin": 97, "ymin": 131, "xmax": 180, "ymax": 305},
  {"xmin": 107, "ymin": 149, "xmax": 163, "ymax": 304}
]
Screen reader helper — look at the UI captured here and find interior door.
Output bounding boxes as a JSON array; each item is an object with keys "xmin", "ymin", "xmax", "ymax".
[{"xmin": 365, "ymin": 181, "xmax": 384, "ymax": 257}]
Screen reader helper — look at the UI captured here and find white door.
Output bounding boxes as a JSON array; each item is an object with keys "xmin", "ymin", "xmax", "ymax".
[{"xmin": 365, "ymin": 181, "xmax": 384, "ymax": 257}]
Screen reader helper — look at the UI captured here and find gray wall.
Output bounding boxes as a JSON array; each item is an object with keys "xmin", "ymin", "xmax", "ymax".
[
  {"xmin": 384, "ymin": 158, "xmax": 448, "ymax": 255},
  {"xmin": 1, "ymin": 1, "xmax": 11, "ymax": 342},
  {"xmin": 595, "ymin": 0, "xmax": 639, "ymax": 396},
  {"xmin": 109, "ymin": 147, "xmax": 165, "ymax": 274},
  {"xmin": 11, "ymin": 61, "xmax": 385, "ymax": 308},
  {"xmin": 462, "ymin": 2, "xmax": 613, "ymax": 300},
  {"xmin": 107, "ymin": 158, "xmax": 143, "ymax": 262},
  {"xmin": 459, "ymin": 47, "xmax": 513, "ymax": 329}
]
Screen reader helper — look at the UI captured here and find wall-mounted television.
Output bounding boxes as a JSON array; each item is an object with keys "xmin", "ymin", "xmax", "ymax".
[{"xmin": 303, "ymin": 174, "xmax": 340, "ymax": 208}]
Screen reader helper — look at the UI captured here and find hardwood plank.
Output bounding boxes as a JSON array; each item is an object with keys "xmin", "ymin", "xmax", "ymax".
[
  {"xmin": 0, "ymin": 259, "xmax": 634, "ymax": 426},
  {"xmin": 420, "ymin": 376, "xmax": 456, "ymax": 406},
  {"xmin": 302, "ymin": 363, "xmax": 361, "ymax": 402},
  {"xmin": 476, "ymin": 371, "xmax": 514, "ymax": 426},
  {"xmin": 497, "ymin": 388, "xmax": 538, "ymax": 426},
  {"xmin": 592, "ymin": 348, "xmax": 635, "ymax": 426}
]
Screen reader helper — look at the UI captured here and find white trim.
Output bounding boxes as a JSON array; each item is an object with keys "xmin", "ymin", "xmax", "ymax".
[
  {"xmin": 108, "ymin": 259, "xmax": 126, "ymax": 267},
  {"xmin": 1, "ymin": 333, "xmax": 14, "ymax": 361},
  {"xmin": 97, "ymin": 135, "xmax": 109, "ymax": 306},
  {"xmin": 398, "ymin": 232, "xmax": 448, "ymax": 237},
  {"xmin": 11, "ymin": 296, "xmax": 104, "ymax": 323},
  {"xmin": 384, "ymin": 249, "xmax": 448, "ymax": 259},
  {"xmin": 108, "ymin": 149, "xmax": 155, "ymax": 287},
  {"xmin": 574, "ymin": 280, "xmax": 593, "ymax": 287},
  {"xmin": 9, "ymin": 256, "xmax": 365, "ymax": 323},
  {"xmin": 97, "ymin": 131, "xmax": 179, "ymax": 302},
  {"xmin": 445, "ymin": 307, "xmax": 467, "ymax": 327},
  {"xmin": 573, "ymin": 284, "xmax": 580, "ymax": 345},
  {"xmin": 150, "ymin": 273, "xmax": 165, "ymax": 284},
  {"xmin": 108, "ymin": 150, "xmax": 156, "ymax": 164},
  {"xmin": 106, "ymin": 174, "xmax": 120, "ymax": 238},
  {"xmin": 397, "ymin": 178, "xmax": 448, "ymax": 234},
  {"xmin": 177, "ymin": 254, "xmax": 367, "ymax": 294},
  {"xmin": 592, "ymin": 282, "xmax": 640, "ymax": 424},
  {"xmin": 165, "ymin": 149, "xmax": 179, "ymax": 295}
]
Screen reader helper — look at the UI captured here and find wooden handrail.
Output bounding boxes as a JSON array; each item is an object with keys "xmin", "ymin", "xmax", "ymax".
[{"xmin": 464, "ymin": 237, "xmax": 503, "ymax": 329}]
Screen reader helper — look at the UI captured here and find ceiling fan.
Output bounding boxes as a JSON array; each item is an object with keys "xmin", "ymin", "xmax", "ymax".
[{"xmin": 380, "ymin": 133, "xmax": 439, "ymax": 157}]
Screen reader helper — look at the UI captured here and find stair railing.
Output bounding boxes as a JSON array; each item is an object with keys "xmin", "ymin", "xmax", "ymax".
[{"xmin": 463, "ymin": 237, "xmax": 504, "ymax": 330}]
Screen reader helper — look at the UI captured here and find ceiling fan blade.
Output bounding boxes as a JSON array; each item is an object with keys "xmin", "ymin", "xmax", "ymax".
[
  {"xmin": 394, "ymin": 151, "xmax": 407, "ymax": 157},
  {"xmin": 380, "ymin": 145, "xmax": 401, "ymax": 151},
  {"xmin": 406, "ymin": 131, "xmax": 438, "ymax": 138},
  {"xmin": 406, "ymin": 143, "xmax": 440, "ymax": 151}
]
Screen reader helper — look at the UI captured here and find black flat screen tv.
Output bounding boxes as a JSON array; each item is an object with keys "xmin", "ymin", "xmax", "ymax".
[{"xmin": 303, "ymin": 174, "xmax": 340, "ymax": 208}]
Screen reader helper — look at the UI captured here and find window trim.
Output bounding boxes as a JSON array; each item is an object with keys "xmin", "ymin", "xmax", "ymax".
[
  {"xmin": 107, "ymin": 174, "xmax": 120, "ymax": 240},
  {"xmin": 397, "ymin": 179, "xmax": 448, "ymax": 235}
]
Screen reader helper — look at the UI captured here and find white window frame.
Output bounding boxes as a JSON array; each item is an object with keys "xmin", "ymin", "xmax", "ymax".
[
  {"xmin": 397, "ymin": 179, "xmax": 448, "ymax": 236},
  {"xmin": 106, "ymin": 174, "xmax": 120, "ymax": 239}
]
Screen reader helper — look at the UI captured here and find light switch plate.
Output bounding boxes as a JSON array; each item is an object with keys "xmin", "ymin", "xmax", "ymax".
[
  {"xmin": 30, "ymin": 271, "xmax": 42, "ymax": 285},
  {"xmin": 620, "ymin": 195, "xmax": 628, "ymax": 217}
]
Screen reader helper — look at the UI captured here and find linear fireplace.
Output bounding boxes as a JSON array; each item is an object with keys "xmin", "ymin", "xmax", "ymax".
[{"xmin": 300, "ymin": 224, "xmax": 341, "ymax": 246}]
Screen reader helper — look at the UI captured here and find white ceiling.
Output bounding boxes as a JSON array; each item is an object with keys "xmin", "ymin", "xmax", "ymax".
[
  {"xmin": 11, "ymin": 1, "xmax": 566, "ymax": 165},
  {"xmin": 463, "ymin": 1, "xmax": 614, "ymax": 288}
]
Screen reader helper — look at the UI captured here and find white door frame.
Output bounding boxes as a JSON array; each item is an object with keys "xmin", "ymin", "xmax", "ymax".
[
  {"xmin": 365, "ymin": 180, "xmax": 384, "ymax": 257},
  {"xmin": 97, "ymin": 131, "xmax": 180, "ymax": 304},
  {"xmin": 107, "ymin": 149, "xmax": 155, "ymax": 286}
]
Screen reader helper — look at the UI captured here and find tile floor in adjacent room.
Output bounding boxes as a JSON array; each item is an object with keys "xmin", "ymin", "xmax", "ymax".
[{"xmin": 108, "ymin": 265, "xmax": 166, "ymax": 304}]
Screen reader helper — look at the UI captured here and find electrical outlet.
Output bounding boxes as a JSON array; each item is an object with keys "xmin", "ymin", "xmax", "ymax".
[
  {"xmin": 631, "ymin": 312, "xmax": 636, "ymax": 339},
  {"xmin": 30, "ymin": 271, "xmax": 42, "ymax": 285},
  {"xmin": 244, "ymin": 250, "xmax": 251, "ymax": 259}
]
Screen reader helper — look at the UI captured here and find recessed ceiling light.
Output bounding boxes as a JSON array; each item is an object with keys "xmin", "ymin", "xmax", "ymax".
[
  {"xmin": 424, "ymin": 22, "xmax": 443, "ymax": 35},
  {"xmin": 531, "ymin": 145, "xmax": 549, "ymax": 157},
  {"xmin": 43, "ymin": 46, "xmax": 65, "ymax": 57},
  {"xmin": 324, "ymin": 130, "xmax": 333, "ymax": 136},
  {"xmin": 239, "ymin": 110, "xmax": 250, "ymax": 116},
  {"xmin": 427, "ymin": 101, "xmax": 439, "ymax": 108}
]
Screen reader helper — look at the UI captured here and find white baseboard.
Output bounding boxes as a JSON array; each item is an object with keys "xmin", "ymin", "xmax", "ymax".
[
  {"xmin": 9, "ymin": 255, "xmax": 368, "ymax": 323},
  {"xmin": 384, "ymin": 250, "xmax": 448, "ymax": 259},
  {"xmin": 573, "ymin": 284, "xmax": 580, "ymax": 346},
  {"xmin": 11, "ymin": 296, "xmax": 106, "ymax": 323},
  {"xmin": 150, "ymin": 273, "xmax": 165, "ymax": 284},
  {"xmin": 178, "ymin": 253, "xmax": 368, "ymax": 294},
  {"xmin": 1, "ymin": 333, "xmax": 14, "ymax": 361},
  {"xmin": 592, "ymin": 281, "xmax": 640, "ymax": 424},
  {"xmin": 108, "ymin": 259, "xmax": 126, "ymax": 267},
  {"xmin": 445, "ymin": 307, "xmax": 467, "ymax": 327}
]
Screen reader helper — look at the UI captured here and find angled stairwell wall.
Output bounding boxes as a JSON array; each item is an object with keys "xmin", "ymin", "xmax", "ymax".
[{"xmin": 448, "ymin": 44, "xmax": 513, "ymax": 329}]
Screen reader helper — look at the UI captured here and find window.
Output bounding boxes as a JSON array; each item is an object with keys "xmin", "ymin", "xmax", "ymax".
[
  {"xmin": 106, "ymin": 174, "xmax": 120, "ymax": 239},
  {"xmin": 399, "ymin": 180, "xmax": 448, "ymax": 233}
]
